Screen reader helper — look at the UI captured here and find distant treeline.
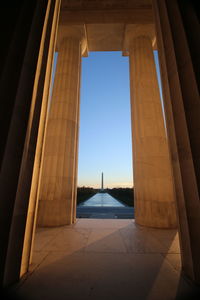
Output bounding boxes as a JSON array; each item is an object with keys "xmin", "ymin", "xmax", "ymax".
[
  {"xmin": 77, "ymin": 187, "xmax": 134, "ymax": 207},
  {"xmin": 77, "ymin": 187, "xmax": 97, "ymax": 205},
  {"xmin": 107, "ymin": 188, "xmax": 134, "ymax": 207}
]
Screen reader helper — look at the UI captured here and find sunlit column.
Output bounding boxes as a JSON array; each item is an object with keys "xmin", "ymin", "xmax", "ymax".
[
  {"xmin": 72, "ymin": 63, "xmax": 81, "ymax": 224},
  {"xmin": 37, "ymin": 27, "xmax": 86, "ymax": 226},
  {"xmin": 128, "ymin": 27, "xmax": 177, "ymax": 228}
]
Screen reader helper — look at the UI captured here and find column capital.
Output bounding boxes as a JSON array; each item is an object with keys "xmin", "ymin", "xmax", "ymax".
[
  {"xmin": 56, "ymin": 24, "xmax": 88, "ymax": 56},
  {"xmin": 122, "ymin": 24, "xmax": 157, "ymax": 56}
]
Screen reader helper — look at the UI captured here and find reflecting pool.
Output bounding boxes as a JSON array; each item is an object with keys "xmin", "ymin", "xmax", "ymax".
[{"xmin": 79, "ymin": 193, "xmax": 125, "ymax": 207}]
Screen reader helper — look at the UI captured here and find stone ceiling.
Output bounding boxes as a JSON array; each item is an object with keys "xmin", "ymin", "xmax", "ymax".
[
  {"xmin": 58, "ymin": 0, "xmax": 155, "ymax": 53},
  {"xmin": 61, "ymin": 0, "xmax": 152, "ymax": 10}
]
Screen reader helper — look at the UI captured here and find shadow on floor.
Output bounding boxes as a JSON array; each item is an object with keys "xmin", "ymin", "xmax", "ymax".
[{"xmin": 8, "ymin": 219, "xmax": 200, "ymax": 300}]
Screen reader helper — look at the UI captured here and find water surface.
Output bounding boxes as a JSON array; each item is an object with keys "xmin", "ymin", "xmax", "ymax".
[{"xmin": 79, "ymin": 192, "xmax": 125, "ymax": 207}]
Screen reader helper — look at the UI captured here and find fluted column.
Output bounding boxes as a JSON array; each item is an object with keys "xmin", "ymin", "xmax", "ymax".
[
  {"xmin": 153, "ymin": 0, "xmax": 200, "ymax": 284},
  {"xmin": 37, "ymin": 31, "xmax": 83, "ymax": 226},
  {"xmin": 129, "ymin": 34, "xmax": 177, "ymax": 228},
  {"xmin": 72, "ymin": 62, "xmax": 81, "ymax": 224}
]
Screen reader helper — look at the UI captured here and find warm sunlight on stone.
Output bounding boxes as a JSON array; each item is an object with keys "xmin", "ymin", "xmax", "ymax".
[{"xmin": 1, "ymin": 1, "xmax": 200, "ymax": 299}]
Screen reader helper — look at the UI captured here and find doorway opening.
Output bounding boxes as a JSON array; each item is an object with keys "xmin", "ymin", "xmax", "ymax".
[{"xmin": 77, "ymin": 51, "xmax": 134, "ymax": 219}]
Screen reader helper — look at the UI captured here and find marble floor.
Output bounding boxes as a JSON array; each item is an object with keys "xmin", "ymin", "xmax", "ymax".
[{"xmin": 12, "ymin": 219, "xmax": 200, "ymax": 300}]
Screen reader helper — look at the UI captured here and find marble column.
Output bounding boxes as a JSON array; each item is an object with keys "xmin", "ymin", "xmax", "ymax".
[
  {"xmin": 152, "ymin": 0, "xmax": 200, "ymax": 284},
  {"xmin": 20, "ymin": 0, "xmax": 61, "ymax": 277},
  {"xmin": 0, "ymin": 0, "xmax": 56, "ymax": 286},
  {"xmin": 71, "ymin": 61, "xmax": 81, "ymax": 224},
  {"xmin": 37, "ymin": 30, "xmax": 83, "ymax": 226},
  {"xmin": 129, "ymin": 34, "xmax": 177, "ymax": 228}
]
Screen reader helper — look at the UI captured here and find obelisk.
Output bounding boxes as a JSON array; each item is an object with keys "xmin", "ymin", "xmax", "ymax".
[{"xmin": 101, "ymin": 172, "xmax": 104, "ymax": 191}]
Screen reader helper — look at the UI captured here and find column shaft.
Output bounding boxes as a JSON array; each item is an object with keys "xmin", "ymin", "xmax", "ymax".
[
  {"xmin": 38, "ymin": 36, "xmax": 81, "ymax": 226},
  {"xmin": 72, "ymin": 62, "xmax": 81, "ymax": 223},
  {"xmin": 0, "ymin": 0, "xmax": 53, "ymax": 286},
  {"xmin": 129, "ymin": 36, "xmax": 177, "ymax": 228},
  {"xmin": 153, "ymin": 0, "xmax": 200, "ymax": 284}
]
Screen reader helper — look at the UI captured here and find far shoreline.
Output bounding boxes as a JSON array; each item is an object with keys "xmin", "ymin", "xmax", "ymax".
[{"xmin": 77, "ymin": 186, "xmax": 134, "ymax": 207}]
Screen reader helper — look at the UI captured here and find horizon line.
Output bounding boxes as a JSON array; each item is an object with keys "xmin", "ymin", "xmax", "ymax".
[{"xmin": 77, "ymin": 185, "xmax": 134, "ymax": 189}]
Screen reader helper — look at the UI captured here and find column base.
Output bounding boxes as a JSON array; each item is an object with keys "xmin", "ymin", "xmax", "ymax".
[
  {"xmin": 135, "ymin": 199, "xmax": 177, "ymax": 228},
  {"xmin": 37, "ymin": 200, "xmax": 73, "ymax": 227}
]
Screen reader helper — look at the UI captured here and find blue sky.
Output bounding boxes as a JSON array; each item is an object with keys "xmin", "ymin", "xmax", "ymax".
[{"xmin": 78, "ymin": 52, "xmax": 133, "ymax": 188}]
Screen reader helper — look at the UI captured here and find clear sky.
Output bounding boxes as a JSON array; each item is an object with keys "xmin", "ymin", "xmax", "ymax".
[
  {"xmin": 77, "ymin": 51, "xmax": 162, "ymax": 189},
  {"xmin": 77, "ymin": 51, "xmax": 133, "ymax": 189}
]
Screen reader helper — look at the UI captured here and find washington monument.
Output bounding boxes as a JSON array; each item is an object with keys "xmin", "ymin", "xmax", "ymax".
[{"xmin": 101, "ymin": 172, "xmax": 104, "ymax": 192}]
